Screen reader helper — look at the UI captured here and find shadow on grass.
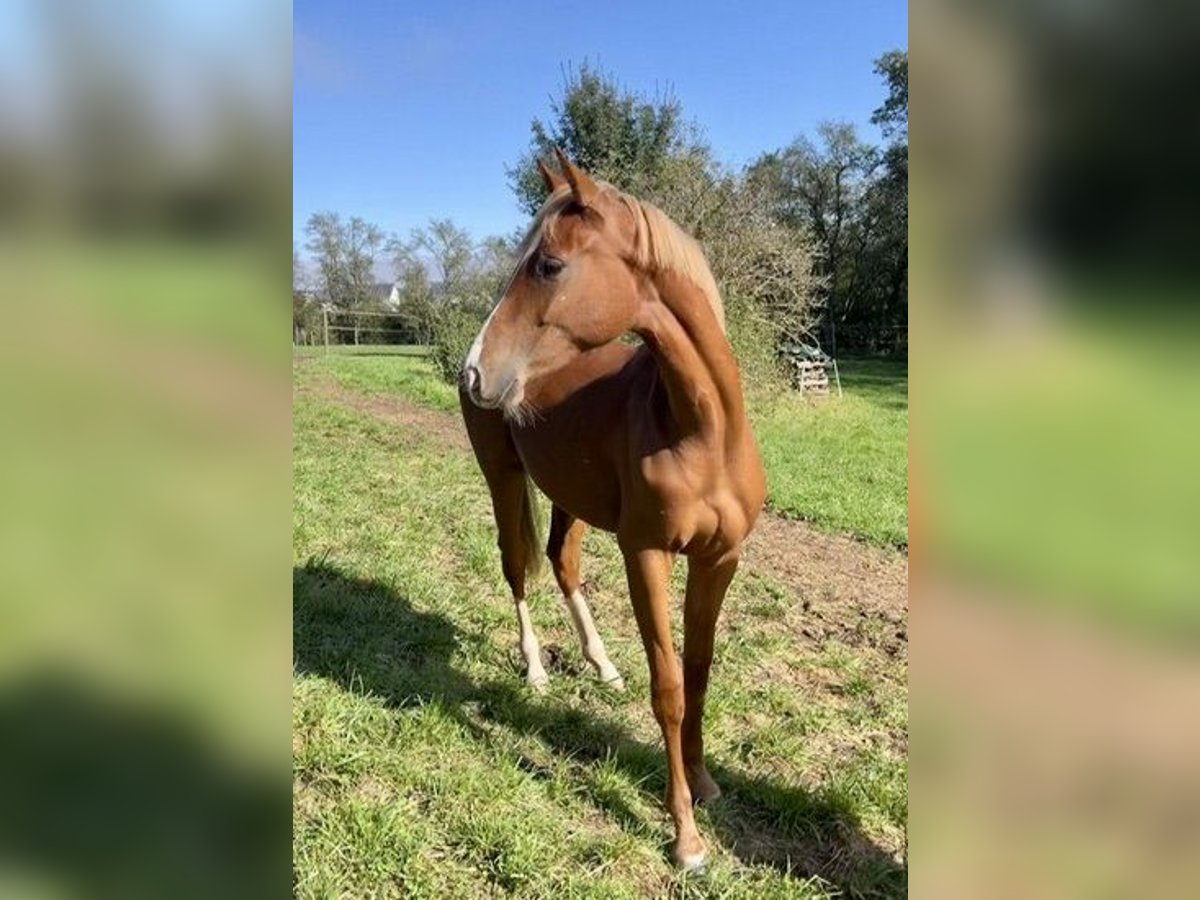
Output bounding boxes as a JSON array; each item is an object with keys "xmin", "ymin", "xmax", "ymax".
[
  {"xmin": 294, "ymin": 560, "xmax": 907, "ymax": 898},
  {"xmin": 0, "ymin": 675, "xmax": 285, "ymax": 900},
  {"xmin": 837, "ymin": 358, "xmax": 909, "ymax": 413}
]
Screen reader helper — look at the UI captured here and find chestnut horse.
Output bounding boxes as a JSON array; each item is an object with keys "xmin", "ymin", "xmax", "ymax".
[{"xmin": 459, "ymin": 150, "xmax": 766, "ymax": 870}]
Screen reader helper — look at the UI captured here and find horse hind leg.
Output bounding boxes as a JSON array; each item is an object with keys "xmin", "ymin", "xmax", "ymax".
[{"xmin": 546, "ymin": 505, "xmax": 624, "ymax": 690}]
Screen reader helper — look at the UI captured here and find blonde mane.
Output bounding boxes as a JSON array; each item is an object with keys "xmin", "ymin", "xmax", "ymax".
[
  {"xmin": 618, "ymin": 192, "xmax": 726, "ymax": 333},
  {"xmin": 508, "ymin": 183, "xmax": 726, "ymax": 333}
]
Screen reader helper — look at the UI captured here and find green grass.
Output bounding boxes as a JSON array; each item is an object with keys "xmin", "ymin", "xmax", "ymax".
[
  {"xmin": 300, "ymin": 351, "xmax": 909, "ymax": 547},
  {"xmin": 752, "ymin": 358, "xmax": 908, "ymax": 547},
  {"xmin": 297, "ymin": 351, "xmax": 459, "ymax": 412},
  {"xmin": 293, "ymin": 357, "xmax": 907, "ymax": 898}
]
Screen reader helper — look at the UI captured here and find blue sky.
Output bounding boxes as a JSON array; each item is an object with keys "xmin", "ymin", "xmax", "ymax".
[{"xmin": 294, "ymin": 0, "xmax": 907, "ymax": 257}]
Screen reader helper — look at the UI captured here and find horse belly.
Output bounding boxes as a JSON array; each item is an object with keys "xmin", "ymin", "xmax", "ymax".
[{"xmin": 514, "ymin": 433, "xmax": 622, "ymax": 532}]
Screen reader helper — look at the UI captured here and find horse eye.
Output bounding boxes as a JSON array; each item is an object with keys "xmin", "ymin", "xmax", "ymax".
[{"xmin": 536, "ymin": 256, "xmax": 565, "ymax": 279}]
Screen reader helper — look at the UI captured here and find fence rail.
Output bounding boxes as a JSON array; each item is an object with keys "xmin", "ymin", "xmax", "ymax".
[{"xmin": 293, "ymin": 305, "xmax": 431, "ymax": 351}]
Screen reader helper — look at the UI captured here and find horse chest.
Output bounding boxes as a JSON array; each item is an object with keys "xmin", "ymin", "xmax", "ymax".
[{"xmin": 621, "ymin": 447, "xmax": 737, "ymax": 550}]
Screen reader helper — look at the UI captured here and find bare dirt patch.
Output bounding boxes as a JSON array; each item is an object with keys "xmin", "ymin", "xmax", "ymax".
[
  {"xmin": 300, "ymin": 378, "xmax": 472, "ymax": 451},
  {"xmin": 742, "ymin": 514, "xmax": 908, "ymax": 657}
]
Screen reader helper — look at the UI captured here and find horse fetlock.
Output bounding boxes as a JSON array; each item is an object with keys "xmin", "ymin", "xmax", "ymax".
[
  {"xmin": 525, "ymin": 664, "xmax": 549, "ymax": 690},
  {"xmin": 686, "ymin": 765, "xmax": 721, "ymax": 804},
  {"xmin": 521, "ymin": 640, "xmax": 547, "ymax": 689},
  {"xmin": 585, "ymin": 641, "xmax": 620, "ymax": 677},
  {"xmin": 599, "ymin": 665, "xmax": 625, "ymax": 691}
]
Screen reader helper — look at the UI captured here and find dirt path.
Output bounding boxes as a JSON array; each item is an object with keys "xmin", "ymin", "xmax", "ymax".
[
  {"xmin": 301, "ymin": 377, "xmax": 474, "ymax": 451},
  {"xmin": 299, "ymin": 377, "xmax": 908, "ymax": 655}
]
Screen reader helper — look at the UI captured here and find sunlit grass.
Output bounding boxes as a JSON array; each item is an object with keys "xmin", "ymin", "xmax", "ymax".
[
  {"xmin": 296, "ymin": 351, "xmax": 909, "ymax": 547},
  {"xmin": 292, "ymin": 363, "xmax": 908, "ymax": 898},
  {"xmin": 752, "ymin": 359, "xmax": 908, "ymax": 547}
]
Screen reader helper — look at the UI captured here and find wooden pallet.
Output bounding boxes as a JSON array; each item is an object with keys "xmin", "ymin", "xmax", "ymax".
[
  {"xmin": 798, "ymin": 360, "xmax": 829, "ymax": 395},
  {"xmin": 793, "ymin": 359, "xmax": 843, "ymax": 397}
]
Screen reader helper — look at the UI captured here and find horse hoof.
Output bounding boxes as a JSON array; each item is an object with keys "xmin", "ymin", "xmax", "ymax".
[
  {"xmin": 675, "ymin": 849, "xmax": 708, "ymax": 873},
  {"xmin": 527, "ymin": 672, "xmax": 549, "ymax": 692}
]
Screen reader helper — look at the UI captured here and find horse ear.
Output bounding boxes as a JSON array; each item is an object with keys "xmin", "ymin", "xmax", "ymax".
[
  {"xmin": 536, "ymin": 157, "xmax": 567, "ymax": 194},
  {"xmin": 553, "ymin": 147, "xmax": 599, "ymax": 207}
]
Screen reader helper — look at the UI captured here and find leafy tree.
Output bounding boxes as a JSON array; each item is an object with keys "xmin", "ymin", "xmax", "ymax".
[
  {"xmin": 752, "ymin": 123, "xmax": 878, "ymax": 285},
  {"xmin": 508, "ymin": 62, "xmax": 705, "ymax": 215},
  {"xmin": 868, "ymin": 50, "xmax": 908, "ymax": 354},
  {"xmin": 303, "ymin": 211, "xmax": 385, "ymax": 309},
  {"xmin": 871, "ymin": 51, "xmax": 909, "ymax": 143},
  {"xmin": 748, "ymin": 122, "xmax": 879, "ymax": 349},
  {"xmin": 390, "ymin": 221, "xmax": 518, "ymax": 382},
  {"xmin": 747, "ymin": 50, "xmax": 908, "ymax": 356},
  {"xmin": 390, "ymin": 219, "xmax": 476, "ymax": 295}
]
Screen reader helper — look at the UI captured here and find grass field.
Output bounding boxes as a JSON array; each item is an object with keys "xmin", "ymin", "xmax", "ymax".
[
  {"xmin": 293, "ymin": 352, "xmax": 908, "ymax": 898},
  {"xmin": 297, "ymin": 351, "xmax": 908, "ymax": 547},
  {"xmin": 752, "ymin": 360, "xmax": 907, "ymax": 547}
]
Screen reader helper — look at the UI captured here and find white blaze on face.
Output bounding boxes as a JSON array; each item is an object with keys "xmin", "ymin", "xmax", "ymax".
[
  {"xmin": 463, "ymin": 197, "xmax": 562, "ymax": 404},
  {"xmin": 463, "ymin": 231, "xmax": 535, "ymax": 384}
]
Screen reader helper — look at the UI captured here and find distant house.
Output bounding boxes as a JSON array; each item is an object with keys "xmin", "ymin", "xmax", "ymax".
[{"xmin": 368, "ymin": 282, "xmax": 401, "ymax": 310}]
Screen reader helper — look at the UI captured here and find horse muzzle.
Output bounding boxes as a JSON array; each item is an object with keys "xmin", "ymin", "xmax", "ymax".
[{"xmin": 462, "ymin": 363, "xmax": 521, "ymax": 412}]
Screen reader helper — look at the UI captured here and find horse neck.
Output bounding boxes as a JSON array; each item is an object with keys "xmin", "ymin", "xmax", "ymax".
[{"xmin": 632, "ymin": 269, "xmax": 747, "ymax": 441}]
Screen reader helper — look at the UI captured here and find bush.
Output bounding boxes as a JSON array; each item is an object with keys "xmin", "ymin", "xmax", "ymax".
[
  {"xmin": 427, "ymin": 305, "xmax": 485, "ymax": 385},
  {"xmin": 725, "ymin": 294, "xmax": 788, "ymax": 395}
]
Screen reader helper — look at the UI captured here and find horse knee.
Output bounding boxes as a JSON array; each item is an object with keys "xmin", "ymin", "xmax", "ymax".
[{"xmin": 651, "ymin": 675, "xmax": 685, "ymax": 727}]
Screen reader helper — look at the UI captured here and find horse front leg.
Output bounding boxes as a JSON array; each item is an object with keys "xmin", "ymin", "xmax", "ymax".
[
  {"xmin": 622, "ymin": 546, "xmax": 706, "ymax": 871},
  {"xmin": 682, "ymin": 552, "xmax": 739, "ymax": 804},
  {"xmin": 460, "ymin": 394, "xmax": 548, "ymax": 691},
  {"xmin": 491, "ymin": 472, "xmax": 548, "ymax": 690}
]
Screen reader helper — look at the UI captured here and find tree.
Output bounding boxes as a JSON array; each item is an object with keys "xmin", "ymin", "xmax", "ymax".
[
  {"xmin": 303, "ymin": 211, "xmax": 385, "ymax": 309},
  {"xmin": 746, "ymin": 49, "xmax": 908, "ymax": 356},
  {"xmin": 390, "ymin": 220, "xmax": 519, "ymax": 383},
  {"xmin": 390, "ymin": 219, "xmax": 478, "ymax": 297},
  {"xmin": 871, "ymin": 51, "xmax": 908, "ymax": 144},
  {"xmin": 868, "ymin": 50, "xmax": 908, "ymax": 354},
  {"xmin": 292, "ymin": 244, "xmax": 321, "ymax": 344},
  {"xmin": 508, "ymin": 62, "xmax": 706, "ymax": 215},
  {"xmin": 749, "ymin": 122, "xmax": 879, "ymax": 346}
]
